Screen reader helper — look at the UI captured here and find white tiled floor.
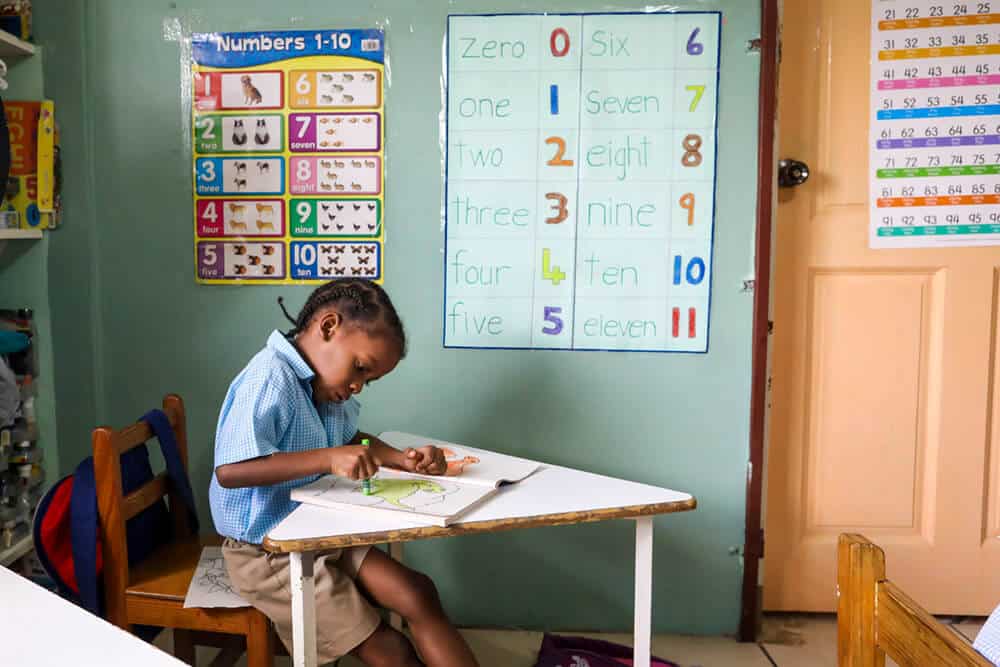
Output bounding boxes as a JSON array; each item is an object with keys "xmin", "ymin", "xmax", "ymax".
[{"xmin": 152, "ymin": 614, "xmax": 988, "ymax": 666}]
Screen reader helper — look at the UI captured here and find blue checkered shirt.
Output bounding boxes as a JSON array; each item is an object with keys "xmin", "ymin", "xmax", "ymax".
[{"xmin": 209, "ymin": 330, "xmax": 360, "ymax": 544}]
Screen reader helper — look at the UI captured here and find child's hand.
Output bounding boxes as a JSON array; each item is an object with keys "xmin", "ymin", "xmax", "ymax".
[
  {"xmin": 401, "ymin": 446, "xmax": 447, "ymax": 475},
  {"xmin": 329, "ymin": 445, "xmax": 380, "ymax": 480}
]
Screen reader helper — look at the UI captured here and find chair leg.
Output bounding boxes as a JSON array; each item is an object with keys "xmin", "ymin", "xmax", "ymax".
[
  {"xmin": 174, "ymin": 628, "xmax": 197, "ymax": 666},
  {"xmin": 246, "ymin": 610, "xmax": 274, "ymax": 667}
]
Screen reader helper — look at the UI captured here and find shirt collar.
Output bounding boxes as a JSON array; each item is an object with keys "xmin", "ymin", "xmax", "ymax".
[{"xmin": 266, "ymin": 330, "xmax": 315, "ymax": 382}]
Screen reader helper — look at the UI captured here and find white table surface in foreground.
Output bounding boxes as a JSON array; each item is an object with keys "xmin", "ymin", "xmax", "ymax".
[
  {"xmin": 0, "ymin": 566, "xmax": 186, "ymax": 666},
  {"xmin": 267, "ymin": 463, "xmax": 694, "ymax": 545}
]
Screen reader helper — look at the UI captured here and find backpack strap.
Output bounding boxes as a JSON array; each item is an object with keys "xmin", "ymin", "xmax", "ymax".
[
  {"xmin": 69, "ymin": 456, "xmax": 100, "ymax": 615},
  {"xmin": 141, "ymin": 409, "xmax": 200, "ymax": 535}
]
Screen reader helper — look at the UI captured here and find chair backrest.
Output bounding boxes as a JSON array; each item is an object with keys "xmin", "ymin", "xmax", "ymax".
[
  {"xmin": 91, "ymin": 394, "xmax": 194, "ymax": 627},
  {"xmin": 837, "ymin": 533, "xmax": 991, "ymax": 667}
]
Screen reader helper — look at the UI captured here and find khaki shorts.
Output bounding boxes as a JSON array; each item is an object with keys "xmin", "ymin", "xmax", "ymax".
[{"xmin": 222, "ymin": 538, "xmax": 381, "ymax": 663}]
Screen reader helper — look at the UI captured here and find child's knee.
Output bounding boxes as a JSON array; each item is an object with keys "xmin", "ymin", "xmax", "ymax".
[
  {"xmin": 354, "ymin": 624, "xmax": 419, "ymax": 667},
  {"xmin": 400, "ymin": 570, "xmax": 443, "ymax": 618}
]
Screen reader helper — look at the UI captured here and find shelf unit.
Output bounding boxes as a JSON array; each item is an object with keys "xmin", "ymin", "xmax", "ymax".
[
  {"xmin": 0, "ymin": 229, "xmax": 43, "ymax": 240},
  {"xmin": 0, "ymin": 532, "xmax": 32, "ymax": 568},
  {"xmin": 0, "ymin": 31, "xmax": 34, "ymax": 58}
]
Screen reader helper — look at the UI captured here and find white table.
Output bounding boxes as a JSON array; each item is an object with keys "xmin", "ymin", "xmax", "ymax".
[
  {"xmin": 265, "ymin": 463, "xmax": 696, "ymax": 667},
  {"xmin": 0, "ymin": 566, "xmax": 187, "ymax": 666}
]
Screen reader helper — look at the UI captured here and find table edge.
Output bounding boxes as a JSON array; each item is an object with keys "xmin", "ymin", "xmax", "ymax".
[{"xmin": 263, "ymin": 496, "xmax": 697, "ymax": 553}]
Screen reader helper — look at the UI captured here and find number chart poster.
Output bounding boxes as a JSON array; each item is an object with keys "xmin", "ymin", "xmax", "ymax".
[
  {"xmin": 192, "ymin": 29, "xmax": 385, "ymax": 284},
  {"xmin": 870, "ymin": 1, "xmax": 1000, "ymax": 248},
  {"xmin": 444, "ymin": 13, "xmax": 721, "ymax": 353}
]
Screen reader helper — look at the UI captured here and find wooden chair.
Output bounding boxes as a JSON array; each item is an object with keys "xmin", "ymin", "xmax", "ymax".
[
  {"xmin": 837, "ymin": 533, "xmax": 991, "ymax": 666},
  {"xmin": 92, "ymin": 394, "xmax": 273, "ymax": 667}
]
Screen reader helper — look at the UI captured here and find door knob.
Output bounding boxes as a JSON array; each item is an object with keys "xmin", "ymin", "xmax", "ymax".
[{"xmin": 778, "ymin": 159, "xmax": 810, "ymax": 188}]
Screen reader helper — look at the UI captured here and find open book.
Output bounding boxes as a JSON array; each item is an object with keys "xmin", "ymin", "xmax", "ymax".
[{"xmin": 290, "ymin": 432, "xmax": 540, "ymax": 526}]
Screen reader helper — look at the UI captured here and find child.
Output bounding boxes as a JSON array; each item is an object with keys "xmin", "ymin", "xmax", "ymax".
[{"xmin": 209, "ymin": 279, "xmax": 479, "ymax": 667}]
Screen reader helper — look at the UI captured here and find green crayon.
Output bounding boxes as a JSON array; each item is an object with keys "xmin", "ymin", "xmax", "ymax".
[{"xmin": 361, "ymin": 438, "xmax": 372, "ymax": 495}]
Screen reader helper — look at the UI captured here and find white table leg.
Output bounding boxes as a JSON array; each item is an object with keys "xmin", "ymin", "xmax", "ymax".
[
  {"xmin": 290, "ymin": 550, "xmax": 317, "ymax": 667},
  {"xmin": 389, "ymin": 542, "xmax": 405, "ymax": 630},
  {"xmin": 634, "ymin": 517, "xmax": 653, "ymax": 667}
]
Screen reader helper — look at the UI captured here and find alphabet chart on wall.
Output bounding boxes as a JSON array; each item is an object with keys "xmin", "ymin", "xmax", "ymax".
[
  {"xmin": 443, "ymin": 12, "xmax": 721, "ymax": 352},
  {"xmin": 191, "ymin": 29, "xmax": 385, "ymax": 283},
  {"xmin": 870, "ymin": 1, "xmax": 1000, "ymax": 248}
]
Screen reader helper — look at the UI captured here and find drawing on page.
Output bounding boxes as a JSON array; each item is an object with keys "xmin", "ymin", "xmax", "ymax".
[{"xmin": 197, "ymin": 553, "xmax": 238, "ymax": 596}]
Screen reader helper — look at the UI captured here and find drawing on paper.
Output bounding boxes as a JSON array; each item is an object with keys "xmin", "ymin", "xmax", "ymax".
[
  {"xmin": 197, "ymin": 553, "xmax": 238, "ymax": 596},
  {"xmin": 183, "ymin": 546, "xmax": 250, "ymax": 609}
]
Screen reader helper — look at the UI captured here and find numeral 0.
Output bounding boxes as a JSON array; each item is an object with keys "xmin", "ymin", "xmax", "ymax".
[{"xmin": 550, "ymin": 28, "xmax": 570, "ymax": 57}]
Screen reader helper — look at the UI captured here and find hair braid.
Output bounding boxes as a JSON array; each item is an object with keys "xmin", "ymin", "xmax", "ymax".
[{"xmin": 277, "ymin": 279, "xmax": 406, "ymax": 357}]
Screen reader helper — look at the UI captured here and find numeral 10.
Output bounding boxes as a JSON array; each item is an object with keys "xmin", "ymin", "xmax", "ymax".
[{"xmin": 673, "ymin": 255, "xmax": 705, "ymax": 285}]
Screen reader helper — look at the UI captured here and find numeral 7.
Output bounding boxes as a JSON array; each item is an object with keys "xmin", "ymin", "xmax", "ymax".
[{"xmin": 685, "ymin": 84, "xmax": 706, "ymax": 112}]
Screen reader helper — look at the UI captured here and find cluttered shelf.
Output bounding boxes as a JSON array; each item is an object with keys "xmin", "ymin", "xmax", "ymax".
[
  {"xmin": 0, "ymin": 229, "xmax": 41, "ymax": 240},
  {"xmin": 0, "ymin": 29, "xmax": 32, "ymax": 57}
]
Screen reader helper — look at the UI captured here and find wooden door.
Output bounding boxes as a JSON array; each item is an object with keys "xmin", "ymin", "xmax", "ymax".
[{"xmin": 763, "ymin": 0, "xmax": 1000, "ymax": 613}]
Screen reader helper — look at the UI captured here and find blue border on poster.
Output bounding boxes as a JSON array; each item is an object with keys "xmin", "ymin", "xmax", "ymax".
[{"xmin": 442, "ymin": 11, "xmax": 724, "ymax": 354}]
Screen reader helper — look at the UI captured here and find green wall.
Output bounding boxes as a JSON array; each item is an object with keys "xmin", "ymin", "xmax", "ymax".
[{"xmin": 35, "ymin": 0, "xmax": 761, "ymax": 634}]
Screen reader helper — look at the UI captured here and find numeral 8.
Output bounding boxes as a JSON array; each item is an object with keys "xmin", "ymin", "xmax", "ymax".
[{"xmin": 681, "ymin": 134, "xmax": 703, "ymax": 167}]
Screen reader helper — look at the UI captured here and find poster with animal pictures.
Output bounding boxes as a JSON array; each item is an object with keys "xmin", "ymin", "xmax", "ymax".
[{"xmin": 191, "ymin": 29, "xmax": 386, "ymax": 283}]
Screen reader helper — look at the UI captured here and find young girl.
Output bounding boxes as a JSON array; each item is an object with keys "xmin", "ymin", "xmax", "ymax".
[{"xmin": 209, "ymin": 279, "xmax": 479, "ymax": 667}]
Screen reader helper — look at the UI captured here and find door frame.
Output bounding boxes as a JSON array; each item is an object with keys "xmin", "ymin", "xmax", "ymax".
[{"xmin": 739, "ymin": 0, "xmax": 780, "ymax": 643}]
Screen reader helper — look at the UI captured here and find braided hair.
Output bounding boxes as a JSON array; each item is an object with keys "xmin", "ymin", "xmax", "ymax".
[{"xmin": 278, "ymin": 279, "xmax": 406, "ymax": 358}]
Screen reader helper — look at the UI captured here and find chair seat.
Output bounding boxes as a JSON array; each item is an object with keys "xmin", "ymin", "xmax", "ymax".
[{"xmin": 127, "ymin": 534, "xmax": 224, "ymax": 602}]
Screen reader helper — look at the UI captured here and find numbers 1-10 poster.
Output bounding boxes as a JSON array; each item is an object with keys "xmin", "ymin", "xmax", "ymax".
[
  {"xmin": 443, "ymin": 12, "xmax": 721, "ymax": 352},
  {"xmin": 191, "ymin": 29, "xmax": 386, "ymax": 284}
]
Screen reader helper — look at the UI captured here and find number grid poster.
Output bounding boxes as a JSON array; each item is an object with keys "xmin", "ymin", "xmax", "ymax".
[
  {"xmin": 443, "ymin": 12, "xmax": 722, "ymax": 353},
  {"xmin": 870, "ymin": 1, "xmax": 1000, "ymax": 248},
  {"xmin": 191, "ymin": 29, "xmax": 386, "ymax": 284}
]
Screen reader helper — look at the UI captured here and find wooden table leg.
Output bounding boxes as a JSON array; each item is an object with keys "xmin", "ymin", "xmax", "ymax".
[
  {"xmin": 290, "ymin": 551, "xmax": 317, "ymax": 667},
  {"xmin": 634, "ymin": 517, "xmax": 653, "ymax": 667}
]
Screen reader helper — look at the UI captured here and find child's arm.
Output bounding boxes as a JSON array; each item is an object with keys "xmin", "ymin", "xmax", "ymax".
[
  {"xmin": 349, "ymin": 431, "xmax": 447, "ymax": 475},
  {"xmin": 215, "ymin": 445, "xmax": 379, "ymax": 489}
]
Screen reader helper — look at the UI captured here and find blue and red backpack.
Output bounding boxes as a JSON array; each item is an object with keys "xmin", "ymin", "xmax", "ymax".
[{"xmin": 31, "ymin": 409, "xmax": 200, "ymax": 623}]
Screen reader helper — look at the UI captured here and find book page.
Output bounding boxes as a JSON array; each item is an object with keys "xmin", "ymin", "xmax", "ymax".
[
  {"xmin": 291, "ymin": 470, "xmax": 497, "ymax": 524},
  {"xmin": 378, "ymin": 431, "xmax": 540, "ymax": 487}
]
